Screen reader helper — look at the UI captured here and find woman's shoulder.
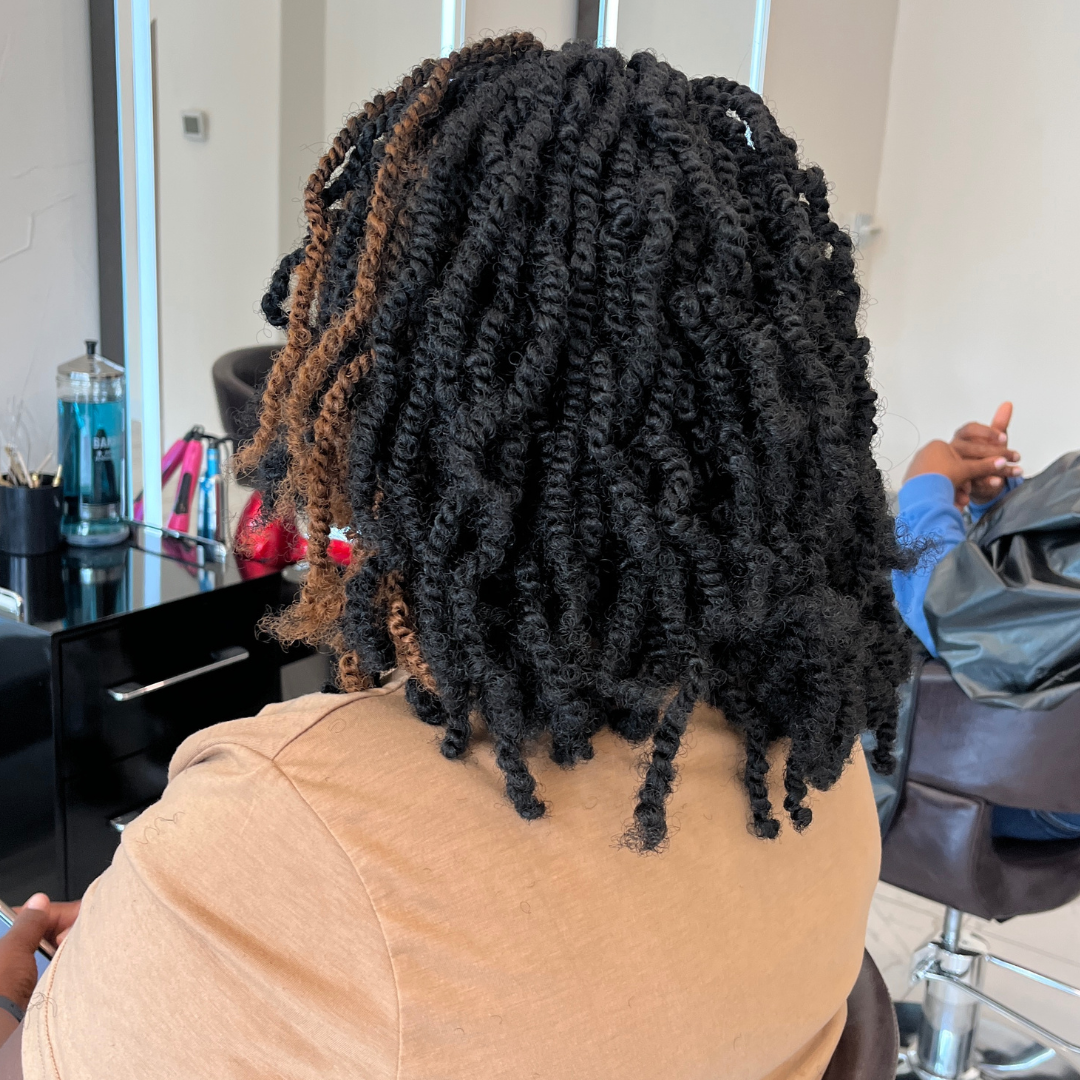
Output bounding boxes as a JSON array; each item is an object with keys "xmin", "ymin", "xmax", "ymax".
[
  {"xmin": 167, "ymin": 670, "xmax": 413, "ymax": 782},
  {"xmin": 24, "ymin": 682, "xmax": 405, "ymax": 1080}
]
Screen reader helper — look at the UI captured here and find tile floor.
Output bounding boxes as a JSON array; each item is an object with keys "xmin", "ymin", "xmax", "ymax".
[{"xmin": 868, "ymin": 882, "xmax": 1080, "ymax": 1073}]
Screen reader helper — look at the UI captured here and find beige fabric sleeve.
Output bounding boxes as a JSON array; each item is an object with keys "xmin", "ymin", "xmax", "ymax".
[{"xmin": 22, "ymin": 712, "xmax": 398, "ymax": 1080}]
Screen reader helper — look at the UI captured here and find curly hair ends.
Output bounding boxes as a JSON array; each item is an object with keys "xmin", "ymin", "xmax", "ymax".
[{"xmin": 248, "ymin": 35, "xmax": 913, "ymax": 851}]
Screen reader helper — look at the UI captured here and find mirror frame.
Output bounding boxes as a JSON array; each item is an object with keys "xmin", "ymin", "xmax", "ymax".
[
  {"xmin": 90, "ymin": 0, "xmax": 162, "ymax": 527},
  {"xmin": 116, "ymin": 0, "xmax": 163, "ymax": 528}
]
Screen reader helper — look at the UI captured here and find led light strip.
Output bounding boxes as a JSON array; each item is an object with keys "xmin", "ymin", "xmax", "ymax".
[
  {"xmin": 116, "ymin": 0, "xmax": 163, "ymax": 527},
  {"xmin": 597, "ymin": 0, "xmax": 619, "ymax": 48},
  {"xmin": 441, "ymin": 0, "xmax": 466, "ymax": 56},
  {"xmin": 749, "ymin": 0, "xmax": 771, "ymax": 94}
]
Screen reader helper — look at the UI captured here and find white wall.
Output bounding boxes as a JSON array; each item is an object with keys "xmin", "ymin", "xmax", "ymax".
[
  {"xmin": 0, "ymin": 0, "xmax": 99, "ymax": 474},
  {"xmin": 280, "ymin": 0, "xmax": 326, "ymax": 256},
  {"xmin": 763, "ymin": 0, "xmax": 899, "ymax": 231},
  {"xmin": 465, "ymin": 0, "xmax": 576, "ymax": 46},
  {"xmin": 616, "ymin": 0, "xmax": 757, "ymax": 85},
  {"xmin": 151, "ymin": 0, "xmax": 284, "ymax": 447},
  {"xmin": 323, "ymin": 0, "xmax": 441, "ymax": 137},
  {"xmin": 865, "ymin": 0, "xmax": 1080, "ymax": 487}
]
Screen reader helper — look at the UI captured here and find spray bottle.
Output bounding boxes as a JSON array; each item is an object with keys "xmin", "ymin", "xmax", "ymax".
[{"xmin": 197, "ymin": 440, "xmax": 228, "ymax": 545}]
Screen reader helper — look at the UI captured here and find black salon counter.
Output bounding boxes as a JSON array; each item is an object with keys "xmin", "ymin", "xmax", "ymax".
[{"xmin": 0, "ymin": 536, "xmax": 319, "ymax": 902}]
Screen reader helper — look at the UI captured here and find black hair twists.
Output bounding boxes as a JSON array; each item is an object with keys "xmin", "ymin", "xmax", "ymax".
[{"xmin": 250, "ymin": 38, "xmax": 912, "ymax": 850}]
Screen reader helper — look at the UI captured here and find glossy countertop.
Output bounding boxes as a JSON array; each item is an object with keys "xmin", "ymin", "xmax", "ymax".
[{"xmin": 0, "ymin": 528, "xmax": 282, "ymax": 635}]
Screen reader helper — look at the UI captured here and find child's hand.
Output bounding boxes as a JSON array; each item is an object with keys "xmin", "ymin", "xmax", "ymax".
[
  {"xmin": 951, "ymin": 402, "xmax": 1022, "ymax": 503},
  {"xmin": 904, "ymin": 440, "xmax": 1017, "ymax": 509}
]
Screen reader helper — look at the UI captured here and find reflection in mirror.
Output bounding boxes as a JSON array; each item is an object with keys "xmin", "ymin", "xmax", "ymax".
[
  {"xmin": 464, "ymin": 1, "xmax": 576, "ymax": 47},
  {"xmin": 615, "ymin": 0, "xmax": 759, "ymax": 88},
  {"xmin": 150, "ymin": 0, "xmax": 442, "ymax": 450}
]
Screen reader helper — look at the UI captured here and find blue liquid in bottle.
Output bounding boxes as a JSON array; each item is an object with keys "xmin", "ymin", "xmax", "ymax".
[{"xmin": 57, "ymin": 341, "xmax": 129, "ymax": 546}]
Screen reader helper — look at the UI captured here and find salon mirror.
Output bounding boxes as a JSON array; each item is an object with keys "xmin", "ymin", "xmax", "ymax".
[{"xmin": 148, "ymin": 0, "xmax": 447, "ymax": 456}]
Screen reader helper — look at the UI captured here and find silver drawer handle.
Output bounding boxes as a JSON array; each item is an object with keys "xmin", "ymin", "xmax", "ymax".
[
  {"xmin": 109, "ymin": 806, "xmax": 149, "ymax": 833},
  {"xmin": 0, "ymin": 586, "xmax": 25, "ymax": 622},
  {"xmin": 107, "ymin": 645, "xmax": 249, "ymax": 702}
]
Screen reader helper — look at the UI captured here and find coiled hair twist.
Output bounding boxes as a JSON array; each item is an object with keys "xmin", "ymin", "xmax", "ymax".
[{"xmin": 246, "ymin": 37, "xmax": 911, "ymax": 850}]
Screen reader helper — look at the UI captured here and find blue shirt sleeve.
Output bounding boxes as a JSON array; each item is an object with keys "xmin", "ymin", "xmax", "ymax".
[
  {"xmin": 893, "ymin": 474, "xmax": 1025, "ymax": 655},
  {"xmin": 892, "ymin": 473, "xmax": 966, "ymax": 657}
]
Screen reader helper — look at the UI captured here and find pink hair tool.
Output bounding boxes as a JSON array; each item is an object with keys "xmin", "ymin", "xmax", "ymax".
[
  {"xmin": 133, "ymin": 426, "xmax": 204, "ymax": 522},
  {"xmin": 166, "ymin": 436, "xmax": 203, "ymax": 533}
]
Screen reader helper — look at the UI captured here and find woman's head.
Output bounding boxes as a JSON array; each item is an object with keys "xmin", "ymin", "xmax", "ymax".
[{"xmin": 238, "ymin": 33, "xmax": 911, "ymax": 850}]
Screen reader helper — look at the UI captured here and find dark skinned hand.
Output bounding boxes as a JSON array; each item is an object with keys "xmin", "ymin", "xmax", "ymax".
[
  {"xmin": 951, "ymin": 401, "xmax": 1022, "ymax": 504},
  {"xmin": 903, "ymin": 439, "xmax": 1018, "ymax": 510},
  {"xmin": 0, "ymin": 895, "xmax": 80, "ymax": 1015}
]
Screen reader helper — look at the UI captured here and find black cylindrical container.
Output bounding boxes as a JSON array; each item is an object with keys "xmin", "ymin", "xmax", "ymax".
[
  {"xmin": 0, "ymin": 481, "xmax": 63, "ymax": 555},
  {"xmin": 0, "ymin": 551, "xmax": 65, "ymax": 623}
]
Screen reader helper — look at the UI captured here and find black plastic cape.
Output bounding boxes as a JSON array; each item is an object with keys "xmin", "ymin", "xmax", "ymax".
[
  {"xmin": 868, "ymin": 450, "xmax": 1080, "ymax": 834},
  {"xmin": 925, "ymin": 449, "xmax": 1080, "ymax": 710}
]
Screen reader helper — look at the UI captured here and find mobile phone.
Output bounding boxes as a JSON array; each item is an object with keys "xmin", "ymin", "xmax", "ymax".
[{"xmin": 0, "ymin": 899, "xmax": 54, "ymax": 979}]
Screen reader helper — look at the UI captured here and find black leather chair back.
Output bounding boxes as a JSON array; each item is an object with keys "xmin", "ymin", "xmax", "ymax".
[
  {"xmin": 881, "ymin": 661, "xmax": 1080, "ymax": 920},
  {"xmin": 211, "ymin": 345, "xmax": 277, "ymax": 448}
]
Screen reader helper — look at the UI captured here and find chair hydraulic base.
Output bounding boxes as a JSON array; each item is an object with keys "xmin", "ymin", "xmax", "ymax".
[{"xmin": 901, "ymin": 908, "xmax": 1080, "ymax": 1080}]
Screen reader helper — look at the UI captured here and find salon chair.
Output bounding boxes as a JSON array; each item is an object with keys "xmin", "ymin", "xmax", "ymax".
[
  {"xmin": 823, "ymin": 951, "xmax": 900, "ymax": 1080},
  {"xmin": 880, "ymin": 661, "xmax": 1080, "ymax": 1079},
  {"xmin": 211, "ymin": 345, "xmax": 276, "ymax": 450}
]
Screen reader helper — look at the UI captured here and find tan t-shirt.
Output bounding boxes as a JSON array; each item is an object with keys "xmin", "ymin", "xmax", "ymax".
[{"xmin": 23, "ymin": 674, "xmax": 880, "ymax": 1080}]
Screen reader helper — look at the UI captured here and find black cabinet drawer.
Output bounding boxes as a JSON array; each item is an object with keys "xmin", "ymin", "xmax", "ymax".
[
  {"xmin": 57, "ymin": 575, "xmax": 288, "ymax": 776},
  {"xmin": 56, "ymin": 572, "xmax": 308, "ymax": 897},
  {"xmin": 0, "ymin": 620, "xmax": 57, "ymax": 902},
  {"xmin": 62, "ymin": 749, "xmax": 170, "ymax": 898},
  {"xmin": 0, "ymin": 551, "xmax": 311, "ymax": 902}
]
